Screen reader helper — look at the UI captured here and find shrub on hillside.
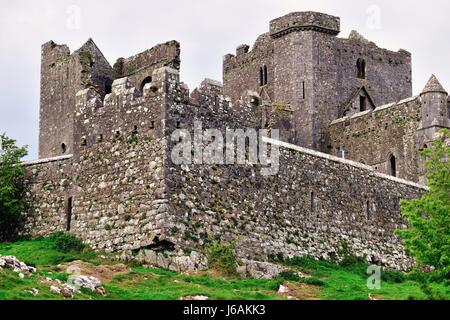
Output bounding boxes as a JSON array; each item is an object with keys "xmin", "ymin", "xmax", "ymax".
[
  {"xmin": 205, "ymin": 240, "xmax": 238, "ymax": 276},
  {"xmin": 51, "ymin": 232, "xmax": 86, "ymax": 253},
  {"xmin": 382, "ymin": 269, "xmax": 406, "ymax": 284}
]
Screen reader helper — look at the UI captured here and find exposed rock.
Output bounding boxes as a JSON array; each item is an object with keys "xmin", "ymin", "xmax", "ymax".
[
  {"xmin": 134, "ymin": 249, "xmax": 208, "ymax": 272},
  {"xmin": 278, "ymin": 284, "xmax": 290, "ymax": 294},
  {"xmin": 57, "ymin": 260, "xmax": 129, "ymax": 282},
  {"xmin": 181, "ymin": 295, "xmax": 209, "ymax": 301},
  {"xmin": 27, "ymin": 288, "xmax": 39, "ymax": 296},
  {"xmin": 0, "ymin": 256, "xmax": 36, "ymax": 275},
  {"xmin": 74, "ymin": 275, "xmax": 105, "ymax": 294},
  {"xmin": 238, "ymin": 260, "xmax": 287, "ymax": 279},
  {"xmin": 50, "ymin": 285, "xmax": 61, "ymax": 295},
  {"xmin": 44, "ymin": 274, "xmax": 105, "ymax": 298}
]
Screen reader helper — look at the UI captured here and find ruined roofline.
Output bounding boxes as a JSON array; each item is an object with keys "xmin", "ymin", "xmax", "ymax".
[
  {"xmin": 42, "ymin": 39, "xmax": 181, "ymax": 74},
  {"xmin": 42, "ymin": 38, "xmax": 112, "ymax": 68},
  {"xmin": 114, "ymin": 40, "xmax": 181, "ymax": 78},
  {"xmin": 264, "ymin": 137, "xmax": 428, "ymax": 190},
  {"xmin": 75, "ymin": 67, "xmax": 180, "ymax": 111},
  {"xmin": 330, "ymin": 95, "xmax": 420, "ymax": 125},
  {"xmin": 74, "ymin": 38, "xmax": 112, "ymax": 68}
]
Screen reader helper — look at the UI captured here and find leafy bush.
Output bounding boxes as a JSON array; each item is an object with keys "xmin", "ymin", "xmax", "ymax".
[
  {"xmin": 300, "ymin": 277, "xmax": 325, "ymax": 287},
  {"xmin": 397, "ymin": 129, "xmax": 450, "ymax": 273},
  {"xmin": 51, "ymin": 232, "xmax": 86, "ymax": 253},
  {"xmin": 205, "ymin": 240, "xmax": 238, "ymax": 276},
  {"xmin": 279, "ymin": 271, "xmax": 300, "ymax": 282},
  {"xmin": 382, "ymin": 269, "xmax": 406, "ymax": 283},
  {"xmin": 0, "ymin": 134, "xmax": 28, "ymax": 242},
  {"xmin": 397, "ymin": 130, "xmax": 450, "ymax": 298}
]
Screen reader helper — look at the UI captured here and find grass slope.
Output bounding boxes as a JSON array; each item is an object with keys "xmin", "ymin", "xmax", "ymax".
[{"xmin": 0, "ymin": 236, "xmax": 448, "ymax": 300}]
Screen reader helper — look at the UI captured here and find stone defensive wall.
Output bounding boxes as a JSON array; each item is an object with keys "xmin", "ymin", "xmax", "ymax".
[{"xmin": 22, "ymin": 68, "xmax": 426, "ymax": 271}]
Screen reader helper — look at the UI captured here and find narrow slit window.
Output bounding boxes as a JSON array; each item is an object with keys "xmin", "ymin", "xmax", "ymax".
[
  {"xmin": 366, "ymin": 200, "xmax": 371, "ymax": 220},
  {"xmin": 360, "ymin": 95, "xmax": 367, "ymax": 112},
  {"xmin": 66, "ymin": 197, "xmax": 73, "ymax": 231},
  {"xmin": 310, "ymin": 191, "xmax": 315, "ymax": 213},
  {"xmin": 302, "ymin": 81, "xmax": 306, "ymax": 99},
  {"xmin": 259, "ymin": 67, "xmax": 264, "ymax": 86},
  {"xmin": 263, "ymin": 65, "xmax": 268, "ymax": 85},
  {"xmin": 357, "ymin": 58, "xmax": 366, "ymax": 79},
  {"xmin": 389, "ymin": 154, "xmax": 397, "ymax": 177}
]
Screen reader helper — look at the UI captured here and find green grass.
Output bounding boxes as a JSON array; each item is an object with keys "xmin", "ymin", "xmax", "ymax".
[
  {"xmin": 103, "ymin": 267, "xmax": 282, "ymax": 300},
  {"xmin": 1, "ymin": 237, "xmax": 449, "ymax": 300},
  {"xmin": 282, "ymin": 257, "xmax": 449, "ymax": 300},
  {"xmin": 0, "ymin": 236, "xmax": 99, "ymax": 267},
  {"xmin": 0, "ymin": 236, "xmax": 282, "ymax": 300}
]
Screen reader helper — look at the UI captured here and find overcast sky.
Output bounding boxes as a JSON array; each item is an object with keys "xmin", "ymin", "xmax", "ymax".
[{"xmin": 1, "ymin": 0, "xmax": 449, "ymax": 159}]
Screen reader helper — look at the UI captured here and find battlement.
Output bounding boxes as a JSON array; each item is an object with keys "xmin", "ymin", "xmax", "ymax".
[{"xmin": 269, "ymin": 11, "xmax": 340, "ymax": 38}]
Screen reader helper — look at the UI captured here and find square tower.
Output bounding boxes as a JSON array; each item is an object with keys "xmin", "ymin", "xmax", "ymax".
[
  {"xmin": 39, "ymin": 39, "xmax": 113, "ymax": 158},
  {"xmin": 223, "ymin": 12, "xmax": 413, "ymax": 152}
]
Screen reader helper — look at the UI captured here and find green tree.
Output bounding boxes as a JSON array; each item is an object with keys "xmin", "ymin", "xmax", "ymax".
[
  {"xmin": 0, "ymin": 134, "xmax": 28, "ymax": 242},
  {"xmin": 397, "ymin": 129, "xmax": 450, "ymax": 297}
]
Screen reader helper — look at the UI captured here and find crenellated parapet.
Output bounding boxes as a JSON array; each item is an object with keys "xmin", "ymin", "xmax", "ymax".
[
  {"xmin": 269, "ymin": 11, "xmax": 340, "ymax": 38},
  {"xmin": 72, "ymin": 67, "xmax": 183, "ymax": 159}
]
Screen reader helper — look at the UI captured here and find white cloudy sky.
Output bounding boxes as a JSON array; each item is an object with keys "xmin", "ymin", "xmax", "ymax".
[{"xmin": 1, "ymin": 0, "xmax": 449, "ymax": 159}]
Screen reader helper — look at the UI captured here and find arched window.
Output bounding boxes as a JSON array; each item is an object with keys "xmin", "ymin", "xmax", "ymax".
[
  {"xmin": 357, "ymin": 58, "xmax": 366, "ymax": 79},
  {"xmin": 140, "ymin": 76, "xmax": 153, "ymax": 92},
  {"xmin": 389, "ymin": 154, "xmax": 397, "ymax": 177},
  {"xmin": 263, "ymin": 65, "xmax": 268, "ymax": 85}
]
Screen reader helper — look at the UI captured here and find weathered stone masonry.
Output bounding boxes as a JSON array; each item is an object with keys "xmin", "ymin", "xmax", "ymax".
[
  {"xmin": 21, "ymin": 11, "xmax": 446, "ymax": 271},
  {"xmin": 24, "ymin": 66, "xmax": 426, "ymax": 271}
]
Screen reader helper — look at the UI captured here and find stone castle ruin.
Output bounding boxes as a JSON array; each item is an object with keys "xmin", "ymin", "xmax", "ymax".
[{"xmin": 22, "ymin": 12, "xmax": 449, "ymax": 271}]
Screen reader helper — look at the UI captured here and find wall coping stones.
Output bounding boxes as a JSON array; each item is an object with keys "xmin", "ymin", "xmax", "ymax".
[
  {"xmin": 264, "ymin": 137, "xmax": 428, "ymax": 190},
  {"xmin": 22, "ymin": 155, "xmax": 73, "ymax": 167},
  {"xmin": 329, "ymin": 95, "xmax": 420, "ymax": 126}
]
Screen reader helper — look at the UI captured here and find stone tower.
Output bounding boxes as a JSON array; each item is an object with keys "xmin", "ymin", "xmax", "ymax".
[
  {"xmin": 269, "ymin": 12, "xmax": 342, "ymax": 150},
  {"xmin": 417, "ymin": 75, "xmax": 450, "ymax": 183},
  {"xmin": 223, "ymin": 11, "xmax": 413, "ymax": 152},
  {"xmin": 39, "ymin": 39, "xmax": 113, "ymax": 158},
  {"xmin": 419, "ymin": 75, "xmax": 449, "ymax": 132}
]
